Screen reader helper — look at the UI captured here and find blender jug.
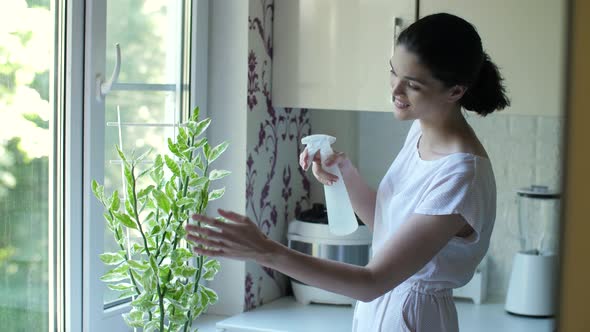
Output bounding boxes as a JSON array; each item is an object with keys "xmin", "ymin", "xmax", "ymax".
[
  {"xmin": 516, "ymin": 185, "xmax": 561, "ymax": 254},
  {"xmin": 505, "ymin": 185, "xmax": 561, "ymax": 316}
]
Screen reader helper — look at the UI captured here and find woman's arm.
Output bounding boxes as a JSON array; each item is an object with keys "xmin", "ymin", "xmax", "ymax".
[
  {"xmin": 338, "ymin": 159, "xmax": 377, "ymax": 231},
  {"xmin": 186, "ymin": 210, "xmax": 468, "ymax": 302}
]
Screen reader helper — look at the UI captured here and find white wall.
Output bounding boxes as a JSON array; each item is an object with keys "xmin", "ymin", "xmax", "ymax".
[{"xmin": 205, "ymin": 0, "xmax": 249, "ymax": 316}]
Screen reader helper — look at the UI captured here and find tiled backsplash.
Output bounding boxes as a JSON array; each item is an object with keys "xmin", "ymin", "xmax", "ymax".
[{"xmin": 310, "ymin": 110, "xmax": 564, "ymax": 300}]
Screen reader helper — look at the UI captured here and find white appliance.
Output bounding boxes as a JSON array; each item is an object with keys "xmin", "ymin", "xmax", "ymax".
[
  {"xmin": 287, "ymin": 204, "xmax": 372, "ymax": 305},
  {"xmin": 505, "ymin": 185, "xmax": 560, "ymax": 317}
]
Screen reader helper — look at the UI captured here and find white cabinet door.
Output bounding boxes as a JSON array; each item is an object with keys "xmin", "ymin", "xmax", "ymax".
[
  {"xmin": 419, "ymin": 0, "xmax": 567, "ymax": 117},
  {"xmin": 272, "ymin": 0, "xmax": 417, "ymax": 112}
]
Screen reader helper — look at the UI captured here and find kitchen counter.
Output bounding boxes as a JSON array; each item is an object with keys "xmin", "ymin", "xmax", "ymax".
[{"xmin": 201, "ymin": 296, "xmax": 555, "ymax": 332}]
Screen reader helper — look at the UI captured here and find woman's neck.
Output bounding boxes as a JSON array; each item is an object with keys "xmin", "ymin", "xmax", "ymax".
[{"xmin": 418, "ymin": 109, "xmax": 471, "ymax": 153}]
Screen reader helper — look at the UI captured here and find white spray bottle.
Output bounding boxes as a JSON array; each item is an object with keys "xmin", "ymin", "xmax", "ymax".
[{"xmin": 302, "ymin": 134, "xmax": 358, "ymax": 236}]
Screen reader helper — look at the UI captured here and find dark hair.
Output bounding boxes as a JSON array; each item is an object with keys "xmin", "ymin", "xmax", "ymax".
[{"xmin": 396, "ymin": 13, "xmax": 510, "ymax": 116}]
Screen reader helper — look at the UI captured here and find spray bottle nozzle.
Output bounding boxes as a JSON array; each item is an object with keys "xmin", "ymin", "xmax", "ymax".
[{"xmin": 301, "ymin": 134, "xmax": 336, "ymax": 161}]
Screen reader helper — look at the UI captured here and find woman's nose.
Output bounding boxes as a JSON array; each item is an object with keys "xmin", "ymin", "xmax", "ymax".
[{"xmin": 391, "ymin": 78, "xmax": 404, "ymax": 96}]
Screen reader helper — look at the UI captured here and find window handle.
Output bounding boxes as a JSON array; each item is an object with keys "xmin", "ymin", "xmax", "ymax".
[
  {"xmin": 96, "ymin": 43, "xmax": 121, "ymax": 102},
  {"xmin": 391, "ymin": 17, "xmax": 403, "ymax": 57}
]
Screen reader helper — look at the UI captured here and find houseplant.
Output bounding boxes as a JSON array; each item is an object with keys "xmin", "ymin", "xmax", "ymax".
[{"xmin": 92, "ymin": 108, "xmax": 229, "ymax": 331}]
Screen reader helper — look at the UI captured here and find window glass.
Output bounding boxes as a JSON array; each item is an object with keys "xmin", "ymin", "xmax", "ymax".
[
  {"xmin": 102, "ymin": 0, "xmax": 188, "ymax": 305},
  {"xmin": 0, "ymin": 0, "xmax": 56, "ymax": 330}
]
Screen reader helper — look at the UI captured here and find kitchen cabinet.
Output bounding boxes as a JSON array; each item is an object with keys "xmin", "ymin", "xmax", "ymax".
[
  {"xmin": 272, "ymin": 0, "xmax": 417, "ymax": 112},
  {"xmin": 419, "ymin": 0, "xmax": 566, "ymax": 117}
]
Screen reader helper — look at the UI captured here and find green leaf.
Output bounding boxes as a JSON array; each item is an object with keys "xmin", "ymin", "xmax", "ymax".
[
  {"xmin": 165, "ymin": 181, "xmax": 177, "ymax": 201},
  {"xmin": 168, "ymin": 310, "xmax": 188, "ymax": 324},
  {"xmin": 194, "ymin": 153, "xmax": 205, "ymax": 172},
  {"xmin": 191, "ymin": 106, "xmax": 200, "ymax": 121},
  {"xmin": 209, "ymin": 169, "xmax": 231, "ymax": 181},
  {"xmin": 176, "ymin": 197, "xmax": 196, "ymax": 207},
  {"xmin": 171, "ymin": 248, "xmax": 193, "ymax": 262},
  {"xmin": 131, "ymin": 243, "xmax": 144, "ymax": 255},
  {"xmin": 124, "ymin": 165, "xmax": 134, "ymax": 190},
  {"xmin": 137, "ymin": 166, "xmax": 152, "ymax": 180},
  {"xmin": 178, "ymin": 127, "xmax": 189, "ymax": 145},
  {"xmin": 193, "ymin": 118, "xmax": 211, "ymax": 138},
  {"xmin": 151, "ymin": 156, "xmax": 164, "ymax": 184},
  {"xmin": 116, "ymin": 145, "xmax": 129, "ymax": 166},
  {"xmin": 152, "ymin": 189, "xmax": 172, "ymax": 214},
  {"xmin": 199, "ymin": 285, "xmax": 218, "ymax": 305},
  {"xmin": 165, "ymin": 155, "xmax": 181, "ymax": 177},
  {"xmin": 91, "ymin": 180, "xmax": 104, "ymax": 202},
  {"xmin": 154, "ymin": 154, "xmax": 164, "ymax": 168},
  {"xmin": 131, "ymin": 292, "xmax": 153, "ymax": 310},
  {"xmin": 100, "ymin": 263, "xmax": 129, "ymax": 282},
  {"xmin": 109, "ymin": 190, "xmax": 120, "ymax": 211},
  {"xmin": 189, "ymin": 177, "xmax": 208, "ymax": 188},
  {"xmin": 182, "ymin": 161, "xmax": 195, "ymax": 178},
  {"xmin": 99, "ymin": 252, "xmax": 125, "ymax": 265},
  {"xmin": 149, "ymin": 224, "xmax": 163, "ymax": 237},
  {"xmin": 137, "ymin": 185, "xmax": 154, "ymax": 199},
  {"xmin": 207, "ymin": 142, "xmax": 229, "ymax": 163},
  {"xmin": 108, "ymin": 282, "xmax": 135, "ymax": 292},
  {"xmin": 193, "ymin": 137, "xmax": 207, "ymax": 150},
  {"xmin": 117, "ymin": 288, "xmax": 137, "ymax": 299},
  {"xmin": 128, "ymin": 259, "xmax": 149, "ymax": 272},
  {"xmin": 158, "ymin": 265, "xmax": 171, "ymax": 283},
  {"xmin": 143, "ymin": 321, "xmax": 159, "ymax": 332},
  {"xmin": 208, "ymin": 188, "xmax": 225, "ymax": 201},
  {"xmin": 142, "ymin": 269, "xmax": 156, "ymax": 292},
  {"xmin": 100, "ymin": 270, "xmax": 129, "ymax": 282},
  {"xmin": 179, "ymin": 265, "xmax": 197, "ymax": 279},
  {"xmin": 149, "ymin": 256, "xmax": 158, "ymax": 274},
  {"xmin": 136, "ymin": 147, "xmax": 153, "ymax": 163},
  {"xmin": 123, "ymin": 309, "xmax": 145, "ymax": 328},
  {"xmin": 114, "ymin": 212, "xmax": 138, "ymax": 230},
  {"xmin": 203, "ymin": 143, "xmax": 211, "ymax": 162},
  {"xmin": 160, "ymin": 242, "xmax": 172, "ymax": 257},
  {"xmin": 124, "ymin": 196, "xmax": 134, "ymax": 216},
  {"xmin": 203, "ymin": 259, "xmax": 221, "ymax": 281},
  {"xmin": 168, "ymin": 137, "xmax": 182, "ymax": 158}
]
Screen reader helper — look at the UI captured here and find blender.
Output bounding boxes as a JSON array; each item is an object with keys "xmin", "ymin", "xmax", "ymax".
[{"xmin": 505, "ymin": 185, "xmax": 561, "ymax": 316}]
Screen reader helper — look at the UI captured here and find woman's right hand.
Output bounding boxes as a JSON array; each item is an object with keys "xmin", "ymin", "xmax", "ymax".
[{"xmin": 299, "ymin": 148, "xmax": 349, "ymax": 186}]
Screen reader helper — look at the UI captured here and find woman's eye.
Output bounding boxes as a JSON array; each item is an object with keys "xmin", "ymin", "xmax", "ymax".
[{"xmin": 407, "ymin": 81, "xmax": 419, "ymax": 90}]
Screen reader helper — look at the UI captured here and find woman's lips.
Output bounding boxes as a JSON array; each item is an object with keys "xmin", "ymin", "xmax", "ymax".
[{"xmin": 394, "ymin": 98, "xmax": 410, "ymax": 109}]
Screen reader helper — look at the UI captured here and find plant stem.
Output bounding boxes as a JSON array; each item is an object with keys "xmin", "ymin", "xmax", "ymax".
[
  {"xmin": 183, "ymin": 164, "xmax": 210, "ymax": 332},
  {"xmin": 157, "ymin": 281, "xmax": 165, "ymax": 331},
  {"xmin": 157, "ymin": 134, "xmax": 199, "ymax": 330},
  {"xmin": 106, "ymin": 208, "xmax": 153, "ymax": 321},
  {"xmin": 155, "ymin": 212, "xmax": 174, "ymax": 263},
  {"xmin": 183, "ymin": 254, "xmax": 204, "ymax": 332},
  {"xmin": 129, "ymin": 165, "xmax": 152, "ymax": 256}
]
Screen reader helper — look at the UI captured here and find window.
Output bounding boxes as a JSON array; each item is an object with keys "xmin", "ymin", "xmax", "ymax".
[
  {"xmin": 0, "ymin": 0, "xmax": 62, "ymax": 330},
  {"xmin": 83, "ymin": 0, "xmax": 196, "ymax": 330}
]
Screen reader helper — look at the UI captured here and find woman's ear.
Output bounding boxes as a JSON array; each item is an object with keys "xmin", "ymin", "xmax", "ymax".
[{"xmin": 447, "ymin": 85, "xmax": 467, "ymax": 103}]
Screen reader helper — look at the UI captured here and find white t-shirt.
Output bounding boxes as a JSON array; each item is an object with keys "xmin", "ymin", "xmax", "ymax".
[{"xmin": 372, "ymin": 119, "xmax": 496, "ymax": 289}]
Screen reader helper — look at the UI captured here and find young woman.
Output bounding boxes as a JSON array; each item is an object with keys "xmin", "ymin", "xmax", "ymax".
[{"xmin": 186, "ymin": 13, "xmax": 509, "ymax": 331}]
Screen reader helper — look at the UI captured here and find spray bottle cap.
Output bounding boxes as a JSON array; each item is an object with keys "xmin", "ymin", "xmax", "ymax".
[{"xmin": 301, "ymin": 134, "xmax": 336, "ymax": 159}]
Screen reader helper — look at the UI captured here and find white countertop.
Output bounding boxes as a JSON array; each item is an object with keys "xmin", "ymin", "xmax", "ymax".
[{"xmin": 195, "ymin": 296, "xmax": 555, "ymax": 332}]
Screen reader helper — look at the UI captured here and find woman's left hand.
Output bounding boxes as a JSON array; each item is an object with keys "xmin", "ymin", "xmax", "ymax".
[{"xmin": 185, "ymin": 209, "xmax": 274, "ymax": 262}]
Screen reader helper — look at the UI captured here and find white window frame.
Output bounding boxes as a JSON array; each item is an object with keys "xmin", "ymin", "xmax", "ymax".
[{"xmin": 62, "ymin": 0, "xmax": 209, "ymax": 330}]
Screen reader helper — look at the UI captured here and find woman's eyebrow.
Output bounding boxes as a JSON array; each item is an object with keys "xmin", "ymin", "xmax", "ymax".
[{"xmin": 389, "ymin": 60, "xmax": 427, "ymax": 85}]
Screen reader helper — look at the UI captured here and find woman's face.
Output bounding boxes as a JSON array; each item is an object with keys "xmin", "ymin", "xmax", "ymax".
[{"xmin": 389, "ymin": 45, "xmax": 456, "ymax": 121}]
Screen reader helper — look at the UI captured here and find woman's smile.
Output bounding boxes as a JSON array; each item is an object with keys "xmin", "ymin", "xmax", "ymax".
[{"xmin": 394, "ymin": 97, "xmax": 411, "ymax": 110}]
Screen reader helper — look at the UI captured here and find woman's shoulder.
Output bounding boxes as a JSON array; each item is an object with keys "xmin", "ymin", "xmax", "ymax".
[{"xmin": 435, "ymin": 152, "xmax": 493, "ymax": 181}]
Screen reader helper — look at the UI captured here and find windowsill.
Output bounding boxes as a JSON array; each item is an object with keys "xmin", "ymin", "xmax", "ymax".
[
  {"xmin": 199, "ymin": 296, "xmax": 555, "ymax": 332},
  {"xmin": 192, "ymin": 313, "xmax": 230, "ymax": 332}
]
